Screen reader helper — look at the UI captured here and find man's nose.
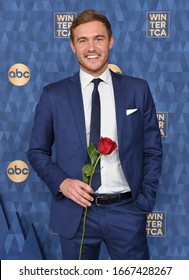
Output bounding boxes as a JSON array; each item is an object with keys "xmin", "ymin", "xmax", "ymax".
[{"xmin": 87, "ymin": 40, "xmax": 95, "ymax": 51}]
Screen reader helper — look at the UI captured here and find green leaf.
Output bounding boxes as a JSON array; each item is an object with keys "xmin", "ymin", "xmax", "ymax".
[
  {"xmin": 82, "ymin": 164, "xmax": 93, "ymax": 184},
  {"xmin": 88, "ymin": 144, "xmax": 99, "ymax": 165},
  {"xmin": 82, "ymin": 173, "xmax": 89, "ymax": 184},
  {"xmin": 82, "ymin": 164, "xmax": 93, "ymax": 177}
]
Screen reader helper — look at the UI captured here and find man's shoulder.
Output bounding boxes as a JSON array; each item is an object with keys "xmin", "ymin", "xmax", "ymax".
[
  {"xmin": 111, "ymin": 70, "xmax": 147, "ymax": 86},
  {"xmin": 44, "ymin": 72, "xmax": 79, "ymax": 91},
  {"xmin": 114, "ymin": 71, "xmax": 146, "ymax": 84}
]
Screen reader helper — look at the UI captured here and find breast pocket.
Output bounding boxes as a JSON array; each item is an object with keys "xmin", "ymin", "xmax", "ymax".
[
  {"xmin": 125, "ymin": 108, "xmax": 141, "ymax": 121},
  {"xmin": 124, "ymin": 109, "xmax": 143, "ymax": 139}
]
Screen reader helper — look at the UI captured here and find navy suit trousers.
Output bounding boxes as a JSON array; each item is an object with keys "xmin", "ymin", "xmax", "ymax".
[{"xmin": 59, "ymin": 198, "xmax": 149, "ymax": 260}]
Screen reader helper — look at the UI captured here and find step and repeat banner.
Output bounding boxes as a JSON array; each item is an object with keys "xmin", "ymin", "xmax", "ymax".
[{"xmin": 0, "ymin": 0, "xmax": 189, "ymax": 260}]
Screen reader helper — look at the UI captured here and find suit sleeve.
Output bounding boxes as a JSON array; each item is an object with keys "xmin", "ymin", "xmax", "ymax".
[
  {"xmin": 135, "ymin": 82, "xmax": 163, "ymax": 212},
  {"xmin": 27, "ymin": 87, "xmax": 67, "ymax": 198}
]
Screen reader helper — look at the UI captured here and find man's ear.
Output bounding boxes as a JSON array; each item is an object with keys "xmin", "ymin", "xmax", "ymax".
[
  {"xmin": 70, "ymin": 40, "xmax": 76, "ymax": 53},
  {"xmin": 109, "ymin": 36, "xmax": 114, "ymax": 49}
]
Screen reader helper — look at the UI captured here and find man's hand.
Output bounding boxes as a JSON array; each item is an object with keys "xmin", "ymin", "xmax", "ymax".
[{"xmin": 59, "ymin": 178, "xmax": 94, "ymax": 207}]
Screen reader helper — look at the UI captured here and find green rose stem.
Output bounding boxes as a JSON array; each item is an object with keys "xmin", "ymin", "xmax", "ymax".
[
  {"xmin": 78, "ymin": 137, "xmax": 117, "ymax": 260},
  {"xmin": 78, "ymin": 153, "xmax": 103, "ymax": 260}
]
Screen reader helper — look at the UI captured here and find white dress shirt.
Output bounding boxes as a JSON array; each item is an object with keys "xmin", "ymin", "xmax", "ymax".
[{"xmin": 80, "ymin": 68, "xmax": 131, "ymax": 194}]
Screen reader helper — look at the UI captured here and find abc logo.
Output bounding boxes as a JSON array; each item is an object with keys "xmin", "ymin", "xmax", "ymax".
[
  {"xmin": 7, "ymin": 160, "xmax": 29, "ymax": 183},
  {"xmin": 8, "ymin": 63, "xmax": 30, "ymax": 86}
]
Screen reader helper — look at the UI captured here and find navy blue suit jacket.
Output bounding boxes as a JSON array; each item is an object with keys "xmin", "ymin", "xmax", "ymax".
[{"xmin": 28, "ymin": 70, "xmax": 162, "ymax": 238}]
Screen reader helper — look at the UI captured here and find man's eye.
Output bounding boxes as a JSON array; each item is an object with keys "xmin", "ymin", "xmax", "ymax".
[
  {"xmin": 96, "ymin": 37, "xmax": 104, "ymax": 42},
  {"xmin": 79, "ymin": 39, "xmax": 86, "ymax": 43}
]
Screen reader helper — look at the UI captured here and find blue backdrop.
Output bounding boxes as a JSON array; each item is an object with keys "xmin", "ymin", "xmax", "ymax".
[{"xmin": 0, "ymin": 0, "xmax": 189, "ymax": 259}]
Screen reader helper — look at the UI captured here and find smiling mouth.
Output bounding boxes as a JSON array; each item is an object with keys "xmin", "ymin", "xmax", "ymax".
[{"xmin": 87, "ymin": 55, "xmax": 99, "ymax": 59}]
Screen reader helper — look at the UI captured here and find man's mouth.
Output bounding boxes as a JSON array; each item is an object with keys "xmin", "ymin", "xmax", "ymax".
[{"xmin": 87, "ymin": 55, "xmax": 99, "ymax": 59}]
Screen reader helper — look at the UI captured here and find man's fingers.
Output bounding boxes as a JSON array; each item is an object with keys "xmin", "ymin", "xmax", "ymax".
[
  {"xmin": 79, "ymin": 181, "xmax": 94, "ymax": 194},
  {"xmin": 60, "ymin": 178, "xmax": 94, "ymax": 207},
  {"xmin": 69, "ymin": 192, "xmax": 93, "ymax": 207},
  {"xmin": 70, "ymin": 185, "xmax": 94, "ymax": 206}
]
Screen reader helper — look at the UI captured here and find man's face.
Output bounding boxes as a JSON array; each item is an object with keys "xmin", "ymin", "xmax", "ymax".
[{"xmin": 70, "ymin": 21, "xmax": 114, "ymax": 77}]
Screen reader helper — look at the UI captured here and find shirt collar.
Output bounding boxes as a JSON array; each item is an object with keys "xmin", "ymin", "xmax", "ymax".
[{"xmin": 80, "ymin": 68, "xmax": 112, "ymax": 88}]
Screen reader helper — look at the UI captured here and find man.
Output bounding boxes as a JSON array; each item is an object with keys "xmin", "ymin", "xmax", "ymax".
[{"xmin": 28, "ymin": 10, "xmax": 162, "ymax": 260}]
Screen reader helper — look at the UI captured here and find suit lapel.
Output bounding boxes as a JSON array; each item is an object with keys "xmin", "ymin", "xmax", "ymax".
[
  {"xmin": 111, "ymin": 71, "xmax": 126, "ymax": 150},
  {"xmin": 68, "ymin": 72, "xmax": 87, "ymax": 152}
]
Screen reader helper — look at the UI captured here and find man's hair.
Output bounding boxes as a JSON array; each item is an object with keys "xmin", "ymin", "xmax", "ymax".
[{"xmin": 70, "ymin": 10, "xmax": 112, "ymax": 42}]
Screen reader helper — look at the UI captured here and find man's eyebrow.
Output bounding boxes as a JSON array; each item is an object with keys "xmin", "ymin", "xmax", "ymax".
[
  {"xmin": 95, "ymin": 35, "xmax": 105, "ymax": 38},
  {"xmin": 77, "ymin": 36, "xmax": 87, "ymax": 41},
  {"xmin": 77, "ymin": 35, "xmax": 105, "ymax": 41}
]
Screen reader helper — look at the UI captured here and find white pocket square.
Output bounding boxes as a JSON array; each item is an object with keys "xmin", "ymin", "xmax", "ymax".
[{"xmin": 126, "ymin": 108, "xmax": 138, "ymax": 116}]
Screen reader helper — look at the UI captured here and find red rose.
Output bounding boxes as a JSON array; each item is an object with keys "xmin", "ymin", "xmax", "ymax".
[{"xmin": 98, "ymin": 137, "xmax": 117, "ymax": 155}]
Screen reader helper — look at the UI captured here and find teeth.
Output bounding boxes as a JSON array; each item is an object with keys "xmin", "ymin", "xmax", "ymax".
[{"xmin": 87, "ymin": 55, "xmax": 98, "ymax": 59}]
